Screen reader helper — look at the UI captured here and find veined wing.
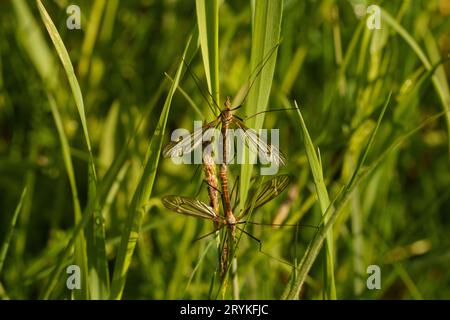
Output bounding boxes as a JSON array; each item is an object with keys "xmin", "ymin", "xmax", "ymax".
[
  {"xmin": 239, "ymin": 175, "xmax": 290, "ymax": 219},
  {"xmin": 233, "ymin": 118, "xmax": 286, "ymax": 166},
  {"xmin": 162, "ymin": 195, "xmax": 218, "ymax": 220},
  {"xmin": 163, "ymin": 118, "xmax": 220, "ymax": 158}
]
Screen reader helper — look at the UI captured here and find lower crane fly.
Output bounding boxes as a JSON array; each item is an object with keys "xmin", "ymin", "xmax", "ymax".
[{"xmin": 161, "ymin": 174, "xmax": 291, "ymax": 240}]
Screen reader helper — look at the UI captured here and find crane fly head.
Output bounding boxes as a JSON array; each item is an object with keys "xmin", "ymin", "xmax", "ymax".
[
  {"xmin": 220, "ymin": 96, "xmax": 233, "ymax": 123},
  {"xmin": 225, "ymin": 96, "xmax": 232, "ymax": 110}
]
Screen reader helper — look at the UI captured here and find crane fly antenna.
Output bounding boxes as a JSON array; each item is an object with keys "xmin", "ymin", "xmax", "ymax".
[
  {"xmin": 243, "ymin": 107, "xmax": 301, "ymax": 121},
  {"xmin": 182, "ymin": 59, "xmax": 221, "ymax": 116},
  {"xmin": 244, "ymin": 221, "xmax": 319, "ymax": 230},
  {"xmin": 237, "ymin": 41, "xmax": 281, "ymax": 108}
]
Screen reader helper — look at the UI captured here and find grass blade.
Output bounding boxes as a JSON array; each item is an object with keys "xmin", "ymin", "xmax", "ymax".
[
  {"xmin": 0, "ymin": 187, "xmax": 27, "ymax": 275},
  {"xmin": 36, "ymin": 0, "xmax": 97, "ymax": 165},
  {"xmin": 196, "ymin": 0, "xmax": 220, "ymax": 113},
  {"xmin": 381, "ymin": 9, "xmax": 450, "ymax": 156},
  {"xmin": 239, "ymin": 0, "xmax": 283, "ymax": 223},
  {"xmin": 78, "ymin": 0, "xmax": 107, "ymax": 79},
  {"xmin": 36, "ymin": 0, "xmax": 109, "ymax": 298},
  {"xmin": 12, "ymin": 0, "xmax": 57, "ymax": 90},
  {"xmin": 40, "ymin": 150, "xmax": 130, "ymax": 299},
  {"xmin": 295, "ymin": 101, "xmax": 336, "ymax": 299},
  {"xmin": 109, "ymin": 33, "xmax": 198, "ymax": 299},
  {"xmin": 47, "ymin": 94, "xmax": 90, "ymax": 299},
  {"xmin": 285, "ymin": 94, "xmax": 392, "ymax": 299}
]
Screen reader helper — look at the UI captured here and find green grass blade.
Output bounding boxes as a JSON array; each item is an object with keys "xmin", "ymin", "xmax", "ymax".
[
  {"xmin": 37, "ymin": 88, "xmax": 171, "ymax": 296},
  {"xmin": 381, "ymin": 8, "xmax": 450, "ymax": 156},
  {"xmin": 183, "ymin": 241, "xmax": 214, "ymax": 298},
  {"xmin": 99, "ymin": 0, "xmax": 119, "ymax": 43},
  {"xmin": 109, "ymin": 33, "xmax": 198, "ymax": 299},
  {"xmin": 87, "ymin": 175, "xmax": 110, "ymax": 299},
  {"xmin": 48, "ymin": 94, "xmax": 89, "ymax": 299},
  {"xmin": 40, "ymin": 151, "xmax": 130, "ymax": 299},
  {"xmin": 12, "ymin": 0, "xmax": 57, "ymax": 90},
  {"xmin": 0, "ymin": 187, "xmax": 27, "ymax": 275},
  {"xmin": 36, "ymin": 0, "xmax": 109, "ymax": 298},
  {"xmin": 285, "ymin": 108, "xmax": 446, "ymax": 299},
  {"xmin": 295, "ymin": 101, "xmax": 336, "ymax": 299},
  {"xmin": 285, "ymin": 94, "xmax": 392, "ymax": 299},
  {"xmin": 196, "ymin": 0, "xmax": 220, "ymax": 113},
  {"xmin": 99, "ymin": 101, "xmax": 120, "ymax": 175},
  {"xmin": 239, "ymin": 0, "xmax": 283, "ymax": 217},
  {"xmin": 78, "ymin": 0, "xmax": 107, "ymax": 79},
  {"xmin": 346, "ymin": 93, "xmax": 392, "ymax": 192},
  {"xmin": 36, "ymin": 0, "xmax": 96, "ymax": 164}
]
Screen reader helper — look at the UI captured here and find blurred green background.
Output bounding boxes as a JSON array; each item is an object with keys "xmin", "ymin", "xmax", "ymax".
[{"xmin": 0, "ymin": 0, "xmax": 449, "ymax": 299}]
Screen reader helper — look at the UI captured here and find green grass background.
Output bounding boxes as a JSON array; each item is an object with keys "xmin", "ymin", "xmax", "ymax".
[{"xmin": 0, "ymin": 0, "xmax": 449, "ymax": 299}]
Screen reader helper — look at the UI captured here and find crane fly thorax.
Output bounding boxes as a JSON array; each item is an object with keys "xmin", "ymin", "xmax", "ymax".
[
  {"xmin": 219, "ymin": 96, "xmax": 233, "ymax": 124},
  {"xmin": 226, "ymin": 214, "xmax": 236, "ymax": 226},
  {"xmin": 220, "ymin": 110, "xmax": 233, "ymax": 124}
]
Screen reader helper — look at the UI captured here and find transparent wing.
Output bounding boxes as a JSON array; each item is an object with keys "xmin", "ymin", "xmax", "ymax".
[
  {"xmin": 162, "ymin": 195, "xmax": 217, "ymax": 220},
  {"xmin": 162, "ymin": 127, "xmax": 204, "ymax": 158},
  {"xmin": 162, "ymin": 118, "xmax": 219, "ymax": 158},
  {"xmin": 233, "ymin": 118, "xmax": 286, "ymax": 166},
  {"xmin": 239, "ymin": 174, "xmax": 290, "ymax": 219}
]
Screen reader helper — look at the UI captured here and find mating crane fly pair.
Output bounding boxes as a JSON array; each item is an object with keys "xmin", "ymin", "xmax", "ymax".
[{"xmin": 161, "ymin": 96, "xmax": 290, "ymax": 240}]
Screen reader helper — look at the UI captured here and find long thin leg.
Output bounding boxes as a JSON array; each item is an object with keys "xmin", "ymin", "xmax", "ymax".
[
  {"xmin": 203, "ymin": 179, "xmax": 222, "ymax": 194},
  {"xmin": 182, "ymin": 59, "xmax": 220, "ymax": 115},
  {"xmin": 230, "ymin": 175, "xmax": 240, "ymax": 206},
  {"xmin": 244, "ymin": 221, "xmax": 319, "ymax": 230},
  {"xmin": 192, "ymin": 225, "xmax": 226, "ymax": 243},
  {"xmin": 193, "ymin": 175, "xmax": 223, "ymax": 199},
  {"xmin": 192, "ymin": 164, "xmax": 203, "ymax": 197},
  {"xmin": 235, "ymin": 226, "xmax": 261, "ymax": 251},
  {"xmin": 235, "ymin": 226, "xmax": 298, "ymax": 269}
]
